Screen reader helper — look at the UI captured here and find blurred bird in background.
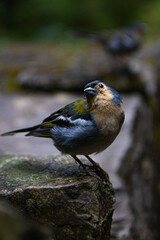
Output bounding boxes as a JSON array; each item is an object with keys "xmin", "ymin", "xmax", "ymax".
[
  {"xmin": 0, "ymin": 80, "xmax": 124, "ymax": 178},
  {"xmin": 101, "ymin": 21, "xmax": 147, "ymax": 56},
  {"xmin": 76, "ymin": 21, "xmax": 147, "ymax": 56},
  {"xmin": 76, "ymin": 21, "xmax": 147, "ymax": 75},
  {"xmin": 99, "ymin": 21, "xmax": 148, "ymax": 74}
]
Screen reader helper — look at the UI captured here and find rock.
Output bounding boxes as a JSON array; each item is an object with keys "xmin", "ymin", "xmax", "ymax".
[{"xmin": 0, "ymin": 154, "xmax": 114, "ymax": 240}]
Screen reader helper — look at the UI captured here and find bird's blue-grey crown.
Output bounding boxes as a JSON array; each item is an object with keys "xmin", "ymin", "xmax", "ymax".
[{"xmin": 84, "ymin": 80, "xmax": 122, "ymax": 105}]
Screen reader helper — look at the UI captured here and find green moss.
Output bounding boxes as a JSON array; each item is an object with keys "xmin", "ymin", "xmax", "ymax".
[
  {"xmin": 0, "ymin": 155, "xmax": 15, "ymax": 168},
  {"xmin": 0, "ymin": 155, "xmax": 91, "ymax": 189}
]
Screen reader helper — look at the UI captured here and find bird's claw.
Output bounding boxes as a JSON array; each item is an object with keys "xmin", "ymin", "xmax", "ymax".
[{"xmin": 85, "ymin": 163, "xmax": 108, "ymax": 182}]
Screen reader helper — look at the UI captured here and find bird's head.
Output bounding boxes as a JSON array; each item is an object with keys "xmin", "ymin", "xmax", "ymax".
[{"xmin": 84, "ymin": 80, "xmax": 122, "ymax": 107}]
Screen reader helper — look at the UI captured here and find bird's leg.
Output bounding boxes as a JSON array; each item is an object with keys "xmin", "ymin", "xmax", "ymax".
[
  {"xmin": 85, "ymin": 155, "xmax": 99, "ymax": 167},
  {"xmin": 71, "ymin": 155, "xmax": 86, "ymax": 170},
  {"xmin": 71, "ymin": 155, "xmax": 101, "ymax": 179},
  {"xmin": 71, "ymin": 155, "xmax": 107, "ymax": 181},
  {"xmin": 85, "ymin": 155, "xmax": 108, "ymax": 181}
]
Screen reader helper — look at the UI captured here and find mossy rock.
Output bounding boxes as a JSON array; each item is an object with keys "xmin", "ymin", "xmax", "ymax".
[{"xmin": 0, "ymin": 154, "xmax": 114, "ymax": 240}]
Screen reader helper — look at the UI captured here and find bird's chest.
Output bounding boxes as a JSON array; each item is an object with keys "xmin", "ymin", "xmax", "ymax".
[
  {"xmin": 98, "ymin": 115, "xmax": 119, "ymax": 136},
  {"xmin": 92, "ymin": 108, "xmax": 123, "ymax": 138}
]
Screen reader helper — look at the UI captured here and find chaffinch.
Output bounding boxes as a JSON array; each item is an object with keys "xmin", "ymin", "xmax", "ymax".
[
  {"xmin": 1, "ymin": 80, "xmax": 124, "ymax": 177},
  {"xmin": 101, "ymin": 22, "xmax": 147, "ymax": 55}
]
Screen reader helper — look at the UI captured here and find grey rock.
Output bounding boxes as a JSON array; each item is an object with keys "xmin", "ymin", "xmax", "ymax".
[{"xmin": 0, "ymin": 154, "xmax": 114, "ymax": 240}]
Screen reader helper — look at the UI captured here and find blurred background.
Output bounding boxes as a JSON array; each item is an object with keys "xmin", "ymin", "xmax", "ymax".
[
  {"xmin": 0, "ymin": 0, "xmax": 160, "ymax": 40},
  {"xmin": 0, "ymin": 0, "xmax": 160, "ymax": 240}
]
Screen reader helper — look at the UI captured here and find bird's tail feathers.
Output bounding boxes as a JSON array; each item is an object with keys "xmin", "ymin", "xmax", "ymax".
[
  {"xmin": 25, "ymin": 127, "xmax": 51, "ymax": 138},
  {"xmin": 0, "ymin": 125, "xmax": 40, "ymax": 136}
]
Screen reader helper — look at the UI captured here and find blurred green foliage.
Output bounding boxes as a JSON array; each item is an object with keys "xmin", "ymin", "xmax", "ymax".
[{"xmin": 0, "ymin": 0, "xmax": 159, "ymax": 40}]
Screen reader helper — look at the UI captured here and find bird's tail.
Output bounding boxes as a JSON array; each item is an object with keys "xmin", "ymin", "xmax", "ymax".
[{"xmin": 0, "ymin": 125, "xmax": 40, "ymax": 136}]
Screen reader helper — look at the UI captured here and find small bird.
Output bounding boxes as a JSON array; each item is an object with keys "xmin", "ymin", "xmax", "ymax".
[
  {"xmin": 0, "ymin": 80, "xmax": 124, "ymax": 176},
  {"xmin": 103, "ymin": 22, "xmax": 147, "ymax": 56}
]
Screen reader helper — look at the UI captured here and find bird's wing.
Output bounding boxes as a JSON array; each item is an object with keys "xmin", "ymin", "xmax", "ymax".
[
  {"xmin": 27, "ymin": 99, "xmax": 91, "ymax": 138},
  {"xmin": 42, "ymin": 98, "xmax": 90, "ymax": 126}
]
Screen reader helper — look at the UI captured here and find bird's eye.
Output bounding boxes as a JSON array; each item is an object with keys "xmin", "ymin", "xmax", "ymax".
[{"xmin": 99, "ymin": 83, "xmax": 104, "ymax": 88}]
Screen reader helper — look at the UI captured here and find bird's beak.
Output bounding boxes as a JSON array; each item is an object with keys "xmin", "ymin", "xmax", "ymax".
[{"xmin": 84, "ymin": 87, "xmax": 98, "ymax": 97}]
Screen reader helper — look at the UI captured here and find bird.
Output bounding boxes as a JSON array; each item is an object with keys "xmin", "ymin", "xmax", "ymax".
[
  {"xmin": 77, "ymin": 22, "xmax": 147, "ymax": 56},
  {"xmin": 101, "ymin": 22, "xmax": 147, "ymax": 56},
  {"xmin": 0, "ymin": 80, "xmax": 124, "ymax": 178},
  {"xmin": 97, "ymin": 22, "xmax": 147, "ymax": 77}
]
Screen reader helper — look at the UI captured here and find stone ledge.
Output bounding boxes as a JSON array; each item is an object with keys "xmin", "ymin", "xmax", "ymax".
[{"xmin": 0, "ymin": 154, "xmax": 114, "ymax": 240}]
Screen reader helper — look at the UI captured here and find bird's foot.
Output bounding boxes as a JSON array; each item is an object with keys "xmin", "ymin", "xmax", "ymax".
[
  {"xmin": 83, "ymin": 164, "xmax": 94, "ymax": 169},
  {"xmin": 72, "ymin": 155, "xmax": 94, "ymax": 176},
  {"xmin": 85, "ymin": 155, "xmax": 109, "ymax": 182},
  {"xmin": 71, "ymin": 155, "xmax": 108, "ymax": 182}
]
